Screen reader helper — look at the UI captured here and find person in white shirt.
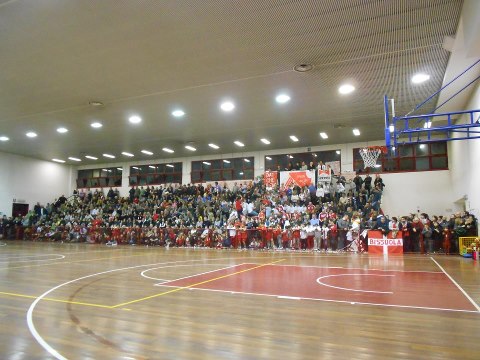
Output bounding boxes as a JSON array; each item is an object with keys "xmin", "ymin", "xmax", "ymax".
[{"xmin": 300, "ymin": 225, "xmax": 308, "ymax": 250}]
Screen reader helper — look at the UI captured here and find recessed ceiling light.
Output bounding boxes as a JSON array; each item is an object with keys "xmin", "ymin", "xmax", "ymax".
[
  {"xmin": 117, "ymin": 167, "xmax": 123, "ymax": 171},
  {"xmin": 234, "ymin": 141, "xmax": 244, "ymax": 147},
  {"xmin": 132, "ymin": 166, "xmax": 140, "ymax": 170},
  {"xmin": 220, "ymin": 101, "xmax": 235, "ymax": 112},
  {"xmin": 149, "ymin": 165, "xmax": 156, "ymax": 169},
  {"xmin": 276, "ymin": 94, "xmax": 291, "ymax": 104},
  {"xmin": 141, "ymin": 150, "xmax": 153, "ymax": 155},
  {"xmin": 162, "ymin": 147, "xmax": 174, "ymax": 153},
  {"xmin": 353, "ymin": 128, "xmax": 361, "ymax": 136},
  {"xmin": 102, "ymin": 168, "xmax": 112, "ymax": 172},
  {"xmin": 208, "ymin": 143, "xmax": 219, "ymax": 149},
  {"xmin": 293, "ymin": 63, "xmax": 314, "ymax": 72},
  {"xmin": 57, "ymin": 127, "xmax": 68, "ymax": 133},
  {"xmin": 419, "ymin": 144, "xmax": 426, "ymax": 149},
  {"xmin": 85, "ymin": 155, "xmax": 98, "ymax": 160},
  {"xmin": 338, "ymin": 84, "xmax": 355, "ymax": 95},
  {"xmin": 239, "ymin": 172, "xmax": 244, "ymax": 175},
  {"xmin": 91, "ymin": 122, "xmax": 102, "ymax": 128},
  {"xmin": 203, "ymin": 161, "xmax": 211, "ymax": 165},
  {"xmin": 129, "ymin": 115, "xmax": 142, "ymax": 124},
  {"xmin": 244, "ymin": 158, "xmax": 250, "ymax": 163},
  {"xmin": 172, "ymin": 110, "xmax": 185, "ymax": 117},
  {"xmin": 103, "ymin": 153, "xmax": 115, "ymax": 159},
  {"xmin": 389, "ymin": 124, "xmax": 395, "ymax": 133},
  {"xmin": 288, "ymin": 155, "xmax": 294, "ymax": 159},
  {"xmin": 0, "ymin": 136, "xmax": 9, "ymax": 141},
  {"xmin": 424, "ymin": 120, "xmax": 432, "ymax": 129},
  {"xmin": 336, "ymin": 150, "xmax": 341, "ymax": 155},
  {"xmin": 320, "ymin": 132, "xmax": 328, "ymax": 139},
  {"xmin": 184, "ymin": 145, "xmax": 196, "ymax": 151},
  {"xmin": 68, "ymin": 157, "xmax": 81, "ymax": 162},
  {"xmin": 26, "ymin": 132, "xmax": 37, "ymax": 138},
  {"xmin": 223, "ymin": 159, "xmax": 230, "ymax": 163},
  {"xmin": 412, "ymin": 73, "xmax": 430, "ymax": 84},
  {"xmin": 166, "ymin": 164, "xmax": 174, "ymax": 168},
  {"xmin": 266, "ymin": 156, "xmax": 272, "ymax": 160},
  {"xmin": 122, "ymin": 152, "xmax": 134, "ymax": 157},
  {"xmin": 290, "ymin": 135, "xmax": 299, "ymax": 142},
  {"xmin": 260, "ymin": 138, "xmax": 271, "ymax": 145},
  {"xmin": 52, "ymin": 159, "xmax": 65, "ymax": 163}
]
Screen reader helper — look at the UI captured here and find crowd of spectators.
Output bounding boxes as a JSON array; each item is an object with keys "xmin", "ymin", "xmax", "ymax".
[{"xmin": 0, "ymin": 172, "xmax": 477, "ymax": 254}]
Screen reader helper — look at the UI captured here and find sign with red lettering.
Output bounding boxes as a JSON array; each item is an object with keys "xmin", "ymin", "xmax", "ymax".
[
  {"xmin": 317, "ymin": 169, "xmax": 331, "ymax": 182},
  {"xmin": 367, "ymin": 230, "xmax": 404, "ymax": 255}
]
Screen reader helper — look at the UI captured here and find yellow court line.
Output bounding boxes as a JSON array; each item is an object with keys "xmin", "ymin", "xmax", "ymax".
[
  {"xmin": 0, "ymin": 291, "xmax": 112, "ymax": 309},
  {"xmin": 111, "ymin": 259, "xmax": 285, "ymax": 308}
]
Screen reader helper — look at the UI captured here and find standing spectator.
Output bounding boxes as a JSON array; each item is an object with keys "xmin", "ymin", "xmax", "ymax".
[
  {"xmin": 235, "ymin": 196, "xmax": 243, "ymax": 219},
  {"xmin": 389, "ymin": 217, "xmax": 399, "ymax": 237},
  {"xmin": 370, "ymin": 185, "xmax": 383, "ymax": 212},
  {"xmin": 431, "ymin": 218, "xmax": 443, "ymax": 252},
  {"xmin": 353, "ymin": 174, "xmax": 363, "ymax": 195},
  {"xmin": 336, "ymin": 215, "xmax": 350, "ymax": 250},
  {"xmin": 364, "ymin": 174, "xmax": 372, "ymax": 195},
  {"xmin": 375, "ymin": 216, "xmax": 389, "ymax": 236},
  {"xmin": 374, "ymin": 174, "xmax": 385, "ymax": 190},
  {"xmin": 422, "ymin": 223, "xmax": 433, "ymax": 254},
  {"xmin": 399, "ymin": 217, "xmax": 412, "ymax": 252},
  {"xmin": 411, "ymin": 217, "xmax": 423, "ymax": 253}
]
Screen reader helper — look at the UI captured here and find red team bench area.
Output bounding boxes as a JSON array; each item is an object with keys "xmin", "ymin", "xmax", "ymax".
[{"xmin": 160, "ymin": 264, "xmax": 477, "ymax": 313}]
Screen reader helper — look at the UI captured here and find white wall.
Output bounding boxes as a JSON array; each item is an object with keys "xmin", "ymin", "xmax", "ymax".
[
  {"xmin": 380, "ymin": 171, "xmax": 460, "ymax": 218},
  {"xmin": 449, "ymin": 82, "xmax": 480, "ymax": 224},
  {"xmin": 0, "ymin": 152, "xmax": 75, "ymax": 217}
]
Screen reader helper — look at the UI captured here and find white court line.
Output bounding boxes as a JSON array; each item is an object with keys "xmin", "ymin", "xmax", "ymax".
[
  {"xmin": 430, "ymin": 257, "xmax": 480, "ymax": 313},
  {"xmin": 316, "ymin": 274, "xmax": 395, "ymax": 294},
  {"xmin": 278, "ymin": 296, "xmax": 301, "ymax": 300},
  {"xmin": 26, "ymin": 256, "xmax": 254, "ymax": 360},
  {"xmin": 0, "ymin": 254, "xmax": 66, "ymax": 263},
  {"xmin": 276, "ymin": 253, "xmax": 435, "ymax": 260},
  {"xmin": 157, "ymin": 263, "xmax": 246, "ymax": 286},
  {"xmin": 156, "ymin": 284, "xmax": 480, "ymax": 314},
  {"xmin": 265, "ymin": 263, "xmax": 442, "ymax": 273},
  {"xmin": 139, "ymin": 263, "xmax": 232, "ymax": 282}
]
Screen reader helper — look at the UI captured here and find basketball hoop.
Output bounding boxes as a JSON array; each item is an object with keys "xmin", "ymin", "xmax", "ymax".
[{"xmin": 359, "ymin": 146, "xmax": 387, "ymax": 168}]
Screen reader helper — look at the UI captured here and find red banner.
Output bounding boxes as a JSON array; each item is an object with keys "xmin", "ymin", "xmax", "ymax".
[
  {"xmin": 264, "ymin": 171, "xmax": 278, "ymax": 189},
  {"xmin": 280, "ymin": 170, "xmax": 315, "ymax": 187},
  {"xmin": 368, "ymin": 230, "xmax": 404, "ymax": 255}
]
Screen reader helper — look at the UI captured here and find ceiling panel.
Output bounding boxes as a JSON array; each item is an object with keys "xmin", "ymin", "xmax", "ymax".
[{"xmin": 0, "ymin": 0, "xmax": 470, "ymax": 164}]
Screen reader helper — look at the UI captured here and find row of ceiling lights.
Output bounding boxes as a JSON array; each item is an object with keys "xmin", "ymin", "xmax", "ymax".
[
  {"xmin": 0, "ymin": 87, "xmax": 337, "ymax": 142},
  {"xmin": 50, "ymin": 127, "xmax": 359, "ymax": 164},
  {"xmin": 1, "ymin": 73, "xmax": 430, "ymax": 158},
  {"xmin": 0, "ymin": 95, "xmax": 289, "ymax": 143}
]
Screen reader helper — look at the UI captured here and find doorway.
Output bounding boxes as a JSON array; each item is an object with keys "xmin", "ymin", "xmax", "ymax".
[{"xmin": 12, "ymin": 203, "xmax": 29, "ymax": 217}]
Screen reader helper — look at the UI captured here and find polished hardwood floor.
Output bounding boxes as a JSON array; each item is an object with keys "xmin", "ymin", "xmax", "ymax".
[{"xmin": 1, "ymin": 241, "xmax": 479, "ymax": 360}]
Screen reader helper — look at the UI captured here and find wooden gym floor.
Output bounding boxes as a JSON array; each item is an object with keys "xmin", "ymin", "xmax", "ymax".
[{"xmin": 1, "ymin": 241, "xmax": 479, "ymax": 360}]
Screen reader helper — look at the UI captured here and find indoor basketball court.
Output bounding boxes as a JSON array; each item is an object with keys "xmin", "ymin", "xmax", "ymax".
[
  {"xmin": 1, "ymin": 1, "xmax": 480, "ymax": 360},
  {"xmin": 1, "ymin": 242, "xmax": 479, "ymax": 359}
]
